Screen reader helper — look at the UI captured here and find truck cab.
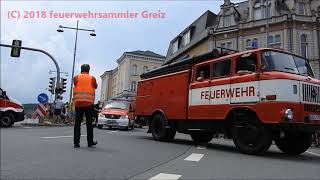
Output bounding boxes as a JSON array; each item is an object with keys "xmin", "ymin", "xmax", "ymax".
[
  {"xmin": 135, "ymin": 48, "xmax": 320, "ymax": 155},
  {"xmin": 0, "ymin": 88, "xmax": 24, "ymax": 127}
]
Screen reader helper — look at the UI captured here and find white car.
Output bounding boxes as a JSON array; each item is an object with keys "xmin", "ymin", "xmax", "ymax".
[{"xmin": 97, "ymin": 100, "xmax": 135, "ymax": 130}]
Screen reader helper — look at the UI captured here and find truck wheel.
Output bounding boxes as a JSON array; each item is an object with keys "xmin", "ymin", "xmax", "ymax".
[
  {"xmin": 97, "ymin": 125, "xmax": 103, "ymax": 129},
  {"xmin": 232, "ymin": 114, "xmax": 272, "ymax": 155},
  {"xmin": 275, "ymin": 132, "xmax": 312, "ymax": 155},
  {"xmin": 190, "ymin": 132, "xmax": 214, "ymax": 144},
  {"xmin": 1, "ymin": 113, "xmax": 15, "ymax": 128},
  {"xmin": 151, "ymin": 114, "xmax": 176, "ymax": 142}
]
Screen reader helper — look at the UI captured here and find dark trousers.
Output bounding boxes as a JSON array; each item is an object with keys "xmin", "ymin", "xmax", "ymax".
[{"xmin": 74, "ymin": 105, "xmax": 94, "ymax": 145}]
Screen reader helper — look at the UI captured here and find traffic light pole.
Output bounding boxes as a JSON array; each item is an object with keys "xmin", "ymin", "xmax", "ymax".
[{"xmin": 0, "ymin": 43, "xmax": 61, "ymax": 100}]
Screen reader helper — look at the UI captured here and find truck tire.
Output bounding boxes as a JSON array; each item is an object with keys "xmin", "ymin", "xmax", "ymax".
[
  {"xmin": 1, "ymin": 113, "xmax": 15, "ymax": 128},
  {"xmin": 150, "ymin": 114, "xmax": 176, "ymax": 142},
  {"xmin": 190, "ymin": 132, "xmax": 214, "ymax": 144},
  {"xmin": 97, "ymin": 125, "xmax": 103, "ymax": 129},
  {"xmin": 274, "ymin": 132, "xmax": 312, "ymax": 155},
  {"xmin": 232, "ymin": 113, "xmax": 272, "ymax": 155}
]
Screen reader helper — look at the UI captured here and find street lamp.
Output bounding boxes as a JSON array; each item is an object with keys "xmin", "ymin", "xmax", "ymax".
[{"xmin": 57, "ymin": 20, "xmax": 96, "ymax": 105}]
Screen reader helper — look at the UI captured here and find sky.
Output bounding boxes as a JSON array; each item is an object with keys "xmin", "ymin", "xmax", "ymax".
[{"xmin": 0, "ymin": 0, "xmax": 245, "ymax": 104}]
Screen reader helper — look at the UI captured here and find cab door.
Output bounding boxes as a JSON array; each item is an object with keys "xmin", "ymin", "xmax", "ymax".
[
  {"xmin": 208, "ymin": 58, "xmax": 232, "ymax": 119},
  {"xmin": 0, "ymin": 89, "xmax": 7, "ymax": 109},
  {"xmin": 188, "ymin": 64, "xmax": 211, "ymax": 119},
  {"xmin": 230, "ymin": 53, "xmax": 260, "ymax": 104}
]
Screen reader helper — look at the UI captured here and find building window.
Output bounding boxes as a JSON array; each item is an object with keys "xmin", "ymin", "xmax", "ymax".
[
  {"xmin": 172, "ymin": 39, "xmax": 179, "ymax": 53},
  {"xmin": 253, "ymin": 38, "xmax": 259, "ymax": 48},
  {"xmin": 223, "ymin": 16, "xmax": 231, "ymax": 27},
  {"xmin": 275, "ymin": 35, "xmax": 281, "ymax": 44},
  {"xmin": 268, "ymin": 36, "xmax": 274, "ymax": 46},
  {"xmin": 130, "ymin": 81, "xmax": 137, "ymax": 92},
  {"xmin": 254, "ymin": 8, "xmax": 263, "ymax": 20},
  {"xmin": 298, "ymin": 3, "xmax": 306, "ymax": 15},
  {"xmin": 246, "ymin": 39, "xmax": 252, "ymax": 49},
  {"xmin": 227, "ymin": 42, "xmax": 232, "ymax": 50},
  {"xmin": 143, "ymin": 66, "xmax": 149, "ymax": 73},
  {"xmin": 132, "ymin": 64, "xmax": 138, "ymax": 75},
  {"xmin": 221, "ymin": 43, "xmax": 226, "ymax": 49},
  {"xmin": 264, "ymin": 4, "xmax": 271, "ymax": 18},
  {"xmin": 300, "ymin": 34, "xmax": 308, "ymax": 58},
  {"xmin": 183, "ymin": 30, "xmax": 191, "ymax": 45}
]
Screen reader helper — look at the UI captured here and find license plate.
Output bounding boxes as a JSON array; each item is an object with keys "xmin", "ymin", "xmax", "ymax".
[{"xmin": 309, "ymin": 114, "xmax": 320, "ymax": 121}]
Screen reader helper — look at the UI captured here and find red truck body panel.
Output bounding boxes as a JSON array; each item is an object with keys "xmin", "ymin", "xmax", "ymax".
[{"xmin": 136, "ymin": 70, "xmax": 191, "ymax": 120}]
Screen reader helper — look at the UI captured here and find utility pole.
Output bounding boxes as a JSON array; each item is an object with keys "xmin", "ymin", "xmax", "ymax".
[
  {"xmin": 57, "ymin": 20, "xmax": 96, "ymax": 105},
  {"xmin": 266, "ymin": 0, "xmax": 270, "ymax": 48}
]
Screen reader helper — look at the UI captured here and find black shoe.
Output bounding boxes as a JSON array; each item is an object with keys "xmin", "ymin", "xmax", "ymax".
[
  {"xmin": 88, "ymin": 141, "xmax": 97, "ymax": 147},
  {"xmin": 74, "ymin": 144, "xmax": 80, "ymax": 148}
]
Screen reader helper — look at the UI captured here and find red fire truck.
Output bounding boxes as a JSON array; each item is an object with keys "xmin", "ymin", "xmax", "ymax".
[
  {"xmin": 135, "ymin": 48, "xmax": 320, "ymax": 155},
  {"xmin": 0, "ymin": 88, "xmax": 24, "ymax": 127}
]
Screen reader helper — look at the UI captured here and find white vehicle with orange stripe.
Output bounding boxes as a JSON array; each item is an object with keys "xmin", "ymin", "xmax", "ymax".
[
  {"xmin": 135, "ymin": 48, "xmax": 320, "ymax": 155},
  {"xmin": 0, "ymin": 88, "xmax": 24, "ymax": 127}
]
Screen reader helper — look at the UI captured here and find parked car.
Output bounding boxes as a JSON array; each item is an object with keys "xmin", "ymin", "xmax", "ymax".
[
  {"xmin": 0, "ymin": 88, "xmax": 24, "ymax": 127},
  {"xmin": 97, "ymin": 99, "xmax": 135, "ymax": 130}
]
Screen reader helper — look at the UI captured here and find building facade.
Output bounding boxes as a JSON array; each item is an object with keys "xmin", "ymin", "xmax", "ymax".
[
  {"xmin": 100, "ymin": 51, "xmax": 164, "ymax": 104},
  {"xmin": 165, "ymin": 0, "xmax": 320, "ymax": 78}
]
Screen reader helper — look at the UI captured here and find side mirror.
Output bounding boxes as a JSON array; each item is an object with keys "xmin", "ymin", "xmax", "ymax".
[
  {"xmin": 196, "ymin": 77, "xmax": 204, "ymax": 82},
  {"xmin": 129, "ymin": 105, "xmax": 135, "ymax": 112},
  {"xmin": 260, "ymin": 63, "xmax": 266, "ymax": 72},
  {"xmin": 249, "ymin": 64, "xmax": 257, "ymax": 72}
]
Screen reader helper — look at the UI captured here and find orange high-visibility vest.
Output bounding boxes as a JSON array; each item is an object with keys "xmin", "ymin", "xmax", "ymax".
[{"xmin": 72, "ymin": 73, "xmax": 95, "ymax": 107}]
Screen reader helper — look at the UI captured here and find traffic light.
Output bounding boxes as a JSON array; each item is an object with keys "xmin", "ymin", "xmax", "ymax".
[
  {"xmin": 56, "ymin": 78, "xmax": 67, "ymax": 94},
  {"xmin": 60, "ymin": 78, "xmax": 67, "ymax": 94},
  {"xmin": 48, "ymin": 77, "xmax": 56, "ymax": 94},
  {"xmin": 10, "ymin": 40, "xmax": 22, "ymax": 57}
]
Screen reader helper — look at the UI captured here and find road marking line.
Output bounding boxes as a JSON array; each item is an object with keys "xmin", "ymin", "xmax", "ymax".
[
  {"xmin": 41, "ymin": 135, "xmax": 86, "ymax": 139},
  {"xmin": 23, "ymin": 127, "xmax": 33, "ymax": 129},
  {"xmin": 196, "ymin": 146, "xmax": 206, "ymax": 150},
  {"xmin": 184, "ymin": 153, "xmax": 204, "ymax": 162},
  {"xmin": 306, "ymin": 151, "xmax": 320, "ymax": 157},
  {"xmin": 149, "ymin": 173, "xmax": 182, "ymax": 180},
  {"xmin": 107, "ymin": 130, "xmax": 118, "ymax": 134}
]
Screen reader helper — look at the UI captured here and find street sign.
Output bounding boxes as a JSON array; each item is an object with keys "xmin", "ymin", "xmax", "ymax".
[
  {"xmin": 11, "ymin": 40, "xmax": 22, "ymax": 57},
  {"xmin": 37, "ymin": 93, "xmax": 49, "ymax": 104}
]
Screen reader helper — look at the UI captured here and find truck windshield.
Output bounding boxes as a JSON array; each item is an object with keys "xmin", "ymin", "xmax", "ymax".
[
  {"xmin": 262, "ymin": 50, "xmax": 314, "ymax": 77},
  {"xmin": 104, "ymin": 101, "xmax": 129, "ymax": 110}
]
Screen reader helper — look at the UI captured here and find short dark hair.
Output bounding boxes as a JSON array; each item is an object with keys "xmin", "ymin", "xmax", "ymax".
[{"xmin": 81, "ymin": 64, "xmax": 90, "ymax": 72}]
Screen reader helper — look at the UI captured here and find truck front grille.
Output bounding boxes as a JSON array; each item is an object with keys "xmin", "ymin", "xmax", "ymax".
[
  {"xmin": 302, "ymin": 83, "xmax": 320, "ymax": 104},
  {"xmin": 304, "ymin": 104, "xmax": 320, "ymax": 113}
]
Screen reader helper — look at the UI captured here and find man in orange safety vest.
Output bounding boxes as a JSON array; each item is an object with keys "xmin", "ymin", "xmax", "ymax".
[{"xmin": 73, "ymin": 64, "xmax": 98, "ymax": 148}]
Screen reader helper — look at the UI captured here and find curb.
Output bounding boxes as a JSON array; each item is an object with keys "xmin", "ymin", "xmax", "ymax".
[{"xmin": 19, "ymin": 123, "xmax": 72, "ymax": 127}]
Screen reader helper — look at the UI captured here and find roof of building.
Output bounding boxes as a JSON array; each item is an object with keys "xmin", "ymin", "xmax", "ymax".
[
  {"xmin": 164, "ymin": 10, "xmax": 218, "ymax": 65},
  {"xmin": 128, "ymin": 50, "xmax": 165, "ymax": 59}
]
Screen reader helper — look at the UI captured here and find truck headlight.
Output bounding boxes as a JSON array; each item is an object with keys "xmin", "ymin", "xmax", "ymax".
[
  {"xmin": 99, "ymin": 113, "xmax": 104, "ymax": 117},
  {"xmin": 121, "ymin": 115, "xmax": 129, "ymax": 119},
  {"xmin": 284, "ymin": 109, "xmax": 293, "ymax": 120}
]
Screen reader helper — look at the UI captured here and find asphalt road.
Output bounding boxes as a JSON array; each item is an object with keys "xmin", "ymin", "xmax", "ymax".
[{"xmin": 1, "ymin": 125, "xmax": 320, "ymax": 180}]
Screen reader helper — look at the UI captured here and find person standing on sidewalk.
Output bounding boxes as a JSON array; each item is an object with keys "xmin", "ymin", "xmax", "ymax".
[
  {"xmin": 53, "ymin": 96, "xmax": 64, "ymax": 124},
  {"xmin": 73, "ymin": 64, "xmax": 98, "ymax": 148}
]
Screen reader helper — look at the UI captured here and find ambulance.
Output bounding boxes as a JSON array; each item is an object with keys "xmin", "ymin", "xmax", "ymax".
[
  {"xmin": 135, "ymin": 48, "xmax": 320, "ymax": 155},
  {"xmin": 0, "ymin": 88, "xmax": 24, "ymax": 127}
]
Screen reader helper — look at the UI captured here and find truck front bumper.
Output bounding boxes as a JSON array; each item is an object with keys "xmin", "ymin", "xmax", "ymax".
[
  {"xmin": 269, "ymin": 122, "xmax": 320, "ymax": 133},
  {"xmin": 97, "ymin": 117, "xmax": 131, "ymax": 128},
  {"xmin": 15, "ymin": 112, "xmax": 25, "ymax": 122}
]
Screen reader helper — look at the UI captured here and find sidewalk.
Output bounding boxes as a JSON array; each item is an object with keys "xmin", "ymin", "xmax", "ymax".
[{"xmin": 14, "ymin": 118, "xmax": 71, "ymax": 127}]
